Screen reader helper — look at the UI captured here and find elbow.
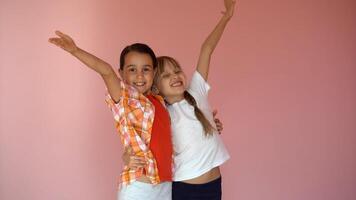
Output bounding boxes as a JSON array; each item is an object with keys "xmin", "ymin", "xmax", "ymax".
[
  {"xmin": 200, "ymin": 44, "xmax": 214, "ymax": 55},
  {"xmin": 200, "ymin": 45, "xmax": 214, "ymax": 56},
  {"xmin": 102, "ymin": 67, "xmax": 116, "ymax": 79}
]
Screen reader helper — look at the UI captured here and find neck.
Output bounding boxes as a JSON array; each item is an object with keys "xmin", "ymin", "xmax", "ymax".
[
  {"xmin": 165, "ymin": 94, "xmax": 184, "ymax": 104},
  {"xmin": 143, "ymin": 90, "xmax": 152, "ymax": 96}
]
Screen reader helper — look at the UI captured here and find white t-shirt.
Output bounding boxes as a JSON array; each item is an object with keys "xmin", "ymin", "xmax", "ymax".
[{"xmin": 167, "ymin": 71, "xmax": 230, "ymax": 181}]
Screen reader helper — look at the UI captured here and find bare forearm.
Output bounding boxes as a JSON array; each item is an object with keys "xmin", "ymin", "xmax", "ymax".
[
  {"xmin": 201, "ymin": 16, "xmax": 231, "ymax": 55},
  {"xmin": 49, "ymin": 30, "xmax": 122, "ymax": 101},
  {"xmin": 196, "ymin": 16, "xmax": 231, "ymax": 80},
  {"xmin": 71, "ymin": 48, "xmax": 122, "ymax": 101},
  {"xmin": 196, "ymin": 1, "xmax": 235, "ymax": 80},
  {"xmin": 71, "ymin": 48, "xmax": 115, "ymax": 77}
]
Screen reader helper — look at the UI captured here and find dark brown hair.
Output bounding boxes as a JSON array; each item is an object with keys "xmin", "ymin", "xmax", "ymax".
[
  {"xmin": 119, "ymin": 43, "xmax": 157, "ymax": 70},
  {"xmin": 155, "ymin": 56, "xmax": 215, "ymax": 136}
]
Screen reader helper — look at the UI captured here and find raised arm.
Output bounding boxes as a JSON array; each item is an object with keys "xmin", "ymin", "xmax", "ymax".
[
  {"xmin": 196, "ymin": 0, "xmax": 236, "ymax": 80},
  {"xmin": 49, "ymin": 31, "xmax": 122, "ymax": 102}
]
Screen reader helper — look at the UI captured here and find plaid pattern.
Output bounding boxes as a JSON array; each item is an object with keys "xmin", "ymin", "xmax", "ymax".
[{"xmin": 105, "ymin": 81, "xmax": 165, "ymax": 186}]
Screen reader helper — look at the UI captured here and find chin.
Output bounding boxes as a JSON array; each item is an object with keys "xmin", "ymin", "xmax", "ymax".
[
  {"xmin": 176, "ymin": 87, "xmax": 186, "ymax": 93},
  {"xmin": 135, "ymin": 87, "xmax": 148, "ymax": 94},
  {"xmin": 172, "ymin": 90, "xmax": 185, "ymax": 96}
]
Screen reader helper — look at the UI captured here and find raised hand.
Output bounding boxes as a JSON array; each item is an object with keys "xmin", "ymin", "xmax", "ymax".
[
  {"xmin": 49, "ymin": 31, "xmax": 78, "ymax": 54},
  {"xmin": 196, "ymin": 0, "xmax": 236, "ymax": 80},
  {"xmin": 222, "ymin": 0, "xmax": 236, "ymax": 20},
  {"xmin": 224, "ymin": 0, "xmax": 234, "ymax": 9},
  {"xmin": 48, "ymin": 30, "xmax": 122, "ymax": 101}
]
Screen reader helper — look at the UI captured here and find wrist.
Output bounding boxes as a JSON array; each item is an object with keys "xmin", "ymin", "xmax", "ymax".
[
  {"xmin": 70, "ymin": 46, "xmax": 80, "ymax": 55},
  {"xmin": 222, "ymin": 14, "xmax": 232, "ymax": 22}
]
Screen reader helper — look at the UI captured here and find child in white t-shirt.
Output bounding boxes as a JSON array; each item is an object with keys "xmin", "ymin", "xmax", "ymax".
[{"xmin": 152, "ymin": 1, "xmax": 236, "ymax": 199}]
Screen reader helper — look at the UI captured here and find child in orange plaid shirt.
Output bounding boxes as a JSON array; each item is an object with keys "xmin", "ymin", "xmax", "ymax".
[{"xmin": 49, "ymin": 34, "xmax": 173, "ymax": 199}]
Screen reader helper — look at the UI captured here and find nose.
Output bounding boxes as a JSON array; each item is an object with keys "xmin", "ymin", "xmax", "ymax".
[
  {"xmin": 136, "ymin": 71, "xmax": 144, "ymax": 78},
  {"xmin": 171, "ymin": 73, "xmax": 178, "ymax": 79}
]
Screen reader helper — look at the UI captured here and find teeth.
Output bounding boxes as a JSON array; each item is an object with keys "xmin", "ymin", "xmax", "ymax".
[
  {"xmin": 135, "ymin": 82, "xmax": 145, "ymax": 86},
  {"xmin": 171, "ymin": 81, "xmax": 182, "ymax": 87}
]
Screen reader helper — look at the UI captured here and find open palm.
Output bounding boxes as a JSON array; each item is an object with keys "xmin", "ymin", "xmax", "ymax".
[{"xmin": 49, "ymin": 31, "xmax": 77, "ymax": 53}]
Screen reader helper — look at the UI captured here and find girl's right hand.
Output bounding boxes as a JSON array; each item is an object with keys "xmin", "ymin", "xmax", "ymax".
[
  {"xmin": 122, "ymin": 147, "xmax": 146, "ymax": 170},
  {"xmin": 49, "ymin": 31, "xmax": 78, "ymax": 54}
]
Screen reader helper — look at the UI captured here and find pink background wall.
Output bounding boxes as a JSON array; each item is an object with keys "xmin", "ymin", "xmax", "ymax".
[{"xmin": 1, "ymin": 0, "xmax": 356, "ymax": 200}]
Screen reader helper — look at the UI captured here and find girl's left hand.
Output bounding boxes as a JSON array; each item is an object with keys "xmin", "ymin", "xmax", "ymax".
[
  {"xmin": 122, "ymin": 147, "xmax": 146, "ymax": 170},
  {"xmin": 213, "ymin": 110, "xmax": 224, "ymax": 134},
  {"xmin": 222, "ymin": 0, "xmax": 236, "ymax": 20}
]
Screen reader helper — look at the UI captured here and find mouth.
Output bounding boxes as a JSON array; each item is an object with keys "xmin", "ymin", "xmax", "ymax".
[
  {"xmin": 133, "ymin": 82, "xmax": 146, "ymax": 87},
  {"xmin": 170, "ymin": 80, "xmax": 183, "ymax": 87}
]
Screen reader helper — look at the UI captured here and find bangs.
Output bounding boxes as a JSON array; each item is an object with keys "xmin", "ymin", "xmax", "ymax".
[
  {"xmin": 157, "ymin": 56, "xmax": 181, "ymax": 74},
  {"xmin": 154, "ymin": 56, "xmax": 183, "ymax": 86}
]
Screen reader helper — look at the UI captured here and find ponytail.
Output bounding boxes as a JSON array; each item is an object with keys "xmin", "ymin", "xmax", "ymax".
[{"xmin": 184, "ymin": 91, "xmax": 215, "ymax": 136}]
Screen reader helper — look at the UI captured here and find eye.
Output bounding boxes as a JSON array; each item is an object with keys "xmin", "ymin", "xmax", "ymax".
[
  {"xmin": 143, "ymin": 67, "xmax": 152, "ymax": 73},
  {"xmin": 128, "ymin": 68, "xmax": 136, "ymax": 73},
  {"xmin": 161, "ymin": 73, "xmax": 170, "ymax": 79}
]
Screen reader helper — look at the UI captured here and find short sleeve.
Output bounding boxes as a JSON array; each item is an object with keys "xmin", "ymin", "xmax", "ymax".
[
  {"xmin": 188, "ymin": 71, "xmax": 211, "ymax": 98},
  {"xmin": 105, "ymin": 81, "xmax": 141, "ymax": 122}
]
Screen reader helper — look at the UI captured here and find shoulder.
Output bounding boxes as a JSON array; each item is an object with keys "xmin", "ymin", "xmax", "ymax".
[
  {"xmin": 188, "ymin": 71, "xmax": 211, "ymax": 100},
  {"xmin": 150, "ymin": 94, "xmax": 166, "ymax": 108}
]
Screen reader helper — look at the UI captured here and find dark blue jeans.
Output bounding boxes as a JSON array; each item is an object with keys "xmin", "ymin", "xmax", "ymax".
[{"xmin": 172, "ymin": 177, "xmax": 222, "ymax": 200}]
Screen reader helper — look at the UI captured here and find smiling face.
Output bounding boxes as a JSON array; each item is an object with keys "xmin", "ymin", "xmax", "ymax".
[
  {"xmin": 120, "ymin": 51, "xmax": 155, "ymax": 94},
  {"xmin": 155, "ymin": 57, "xmax": 187, "ymax": 104}
]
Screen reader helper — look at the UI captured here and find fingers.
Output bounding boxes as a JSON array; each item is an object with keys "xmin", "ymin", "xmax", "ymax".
[
  {"xmin": 55, "ymin": 30, "xmax": 64, "ymax": 37},
  {"xmin": 48, "ymin": 38, "xmax": 68, "ymax": 51},
  {"xmin": 48, "ymin": 38, "xmax": 58, "ymax": 44},
  {"xmin": 124, "ymin": 146, "xmax": 134, "ymax": 155},
  {"xmin": 48, "ymin": 38, "xmax": 63, "ymax": 47},
  {"xmin": 228, "ymin": 1, "xmax": 237, "ymax": 13},
  {"xmin": 49, "ymin": 31, "xmax": 77, "ymax": 53},
  {"xmin": 222, "ymin": 0, "xmax": 236, "ymax": 18},
  {"xmin": 231, "ymin": 1, "xmax": 237, "ymax": 10},
  {"xmin": 213, "ymin": 109, "xmax": 218, "ymax": 117},
  {"xmin": 128, "ymin": 156, "xmax": 146, "ymax": 170},
  {"xmin": 122, "ymin": 147, "xmax": 146, "ymax": 170},
  {"xmin": 215, "ymin": 118, "xmax": 222, "ymax": 126},
  {"xmin": 55, "ymin": 30, "xmax": 68, "ymax": 39},
  {"xmin": 224, "ymin": 0, "xmax": 233, "ymax": 9},
  {"xmin": 224, "ymin": 0, "xmax": 236, "ymax": 10},
  {"xmin": 215, "ymin": 118, "xmax": 223, "ymax": 134},
  {"xmin": 53, "ymin": 30, "xmax": 73, "ymax": 43},
  {"xmin": 212, "ymin": 109, "xmax": 223, "ymax": 133},
  {"xmin": 49, "ymin": 31, "xmax": 66, "ymax": 46}
]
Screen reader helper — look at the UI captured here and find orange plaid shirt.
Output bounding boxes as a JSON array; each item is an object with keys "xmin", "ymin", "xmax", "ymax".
[{"xmin": 105, "ymin": 81, "xmax": 165, "ymax": 186}]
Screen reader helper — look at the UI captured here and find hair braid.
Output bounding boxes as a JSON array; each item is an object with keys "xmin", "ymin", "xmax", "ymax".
[{"xmin": 184, "ymin": 91, "xmax": 215, "ymax": 136}]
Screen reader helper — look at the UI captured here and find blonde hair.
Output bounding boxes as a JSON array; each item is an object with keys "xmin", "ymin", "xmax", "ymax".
[{"xmin": 155, "ymin": 56, "xmax": 215, "ymax": 136}]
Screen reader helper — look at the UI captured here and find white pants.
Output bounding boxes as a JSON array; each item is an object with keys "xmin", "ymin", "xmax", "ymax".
[{"xmin": 118, "ymin": 181, "xmax": 172, "ymax": 200}]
